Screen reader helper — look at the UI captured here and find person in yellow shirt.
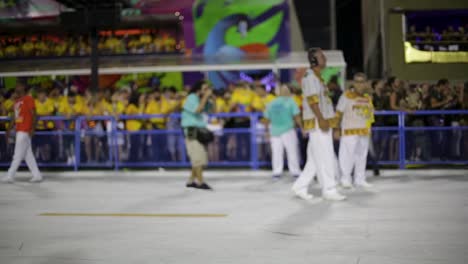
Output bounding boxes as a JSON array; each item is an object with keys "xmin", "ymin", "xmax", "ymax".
[
  {"xmin": 35, "ymin": 89, "xmax": 55, "ymax": 130},
  {"xmin": 54, "ymin": 41, "xmax": 68, "ymax": 56},
  {"xmin": 215, "ymin": 89, "xmax": 230, "ymax": 113},
  {"xmin": 5, "ymin": 42, "xmax": 18, "ymax": 57},
  {"xmin": 144, "ymin": 89, "xmax": 168, "ymax": 161},
  {"xmin": 57, "ymin": 92, "xmax": 84, "ymax": 165},
  {"xmin": 48, "ymin": 87, "xmax": 63, "ymax": 110},
  {"xmin": 291, "ymin": 86, "xmax": 303, "ymax": 110},
  {"xmin": 153, "ymin": 36, "xmax": 163, "ymax": 52},
  {"xmin": 3, "ymin": 93, "xmax": 15, "ymax": 114},
  {"xmin": 126, "ymin": 93, "xmax": 145, "ymax": 162},
  {"xmin": 206, "ymin": 89, "xmax": 229, "ymax": 162},
  {"xmin": 82, "ymin": 96, "xmax": 107, "ymax": 163},
  {"xmin": 163, "ymin": 34, "xmax": 176, "ymax": 52},
  {"xmin": 34, "ymin": 89, "xmax": 56, "ymax": 162},
  {"xmin": 251, "ymin": 85, "xmax": 276, "ymax": 161},
  {"xmin": 227, "ymin": 83, "xmax": 256, "ymax": 160},
  {"xmin": 229, "ymin": 83, "xmax": 255, "ymax": 112},
  {"xmin": 111, "ymin": 91, "xmax": 127, "ymax": 161},
  {"xmin": 0, "ymin": 92, "xmax": 11, "ymax": 161},
  {"xmin": 163, "ymin": 87, "xmax": 183, "ymax": 161},
  {"xmin": 140, "ymin": 32, "xmax": 152, "ymax": 45},
  {"xmin": 34, "ymin": 36, "xmax": 48, "ymax": 57},
  {"xmin": 22, "ymin": 37, "xmax": 35, "ymax": 57},
  {"xmin": 252, "ymin": 85, "xmax": 276, "ymax": 112},
  {"xmin": 105, "ymin": 33, "xmax": 122, "ymax": 54}
]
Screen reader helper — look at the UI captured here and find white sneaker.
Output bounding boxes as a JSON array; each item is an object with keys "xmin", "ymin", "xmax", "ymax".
[
  {"xmin": 30, "ymin": 177, "xmax": 43, "ymax": 183},
  {"xmin": 292, "ymin": 189, "xmax": 322, "ymax": 203},
  {"xmin": 1, "ymin": 176, "xmax": 14, "ymax": 184},
  {"xmin": 340, "ymin": 182, "xmax": 354, "ymax": 189},
  {"xmin": 355, "ymin": 181, "xmax": 373, "ymax": 189},
  {"xmin": 323, "ymin": 190, "xmax": 347, "ymax": 201}
]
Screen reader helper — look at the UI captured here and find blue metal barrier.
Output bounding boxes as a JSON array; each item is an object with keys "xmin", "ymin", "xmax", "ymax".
[{"xmin": 0, "ymin": 110, "xmax": 467, "ymax": 170}]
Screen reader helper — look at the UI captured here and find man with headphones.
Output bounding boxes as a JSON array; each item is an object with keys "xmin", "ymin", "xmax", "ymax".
[{"xmin": 291, "ymin": 48, "xmax": 346, "ymax": 201}]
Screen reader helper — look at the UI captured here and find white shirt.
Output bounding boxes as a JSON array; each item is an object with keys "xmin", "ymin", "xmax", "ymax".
[
  {"xmin": 301, "ymin": 69, "xmax": 335, "ymax": 130},
  {"xmin": 336, "ymin": 91, "xmax": 374, "ymax": 134}
]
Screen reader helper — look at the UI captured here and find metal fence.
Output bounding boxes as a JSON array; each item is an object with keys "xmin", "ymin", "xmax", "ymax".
[{"xmin": 0, "ymin": 110, "xmax": 467, "ymax": 170}]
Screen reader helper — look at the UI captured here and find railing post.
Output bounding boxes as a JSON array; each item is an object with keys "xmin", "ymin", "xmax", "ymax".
[
  {"xmin": 74, "ymin": 116, "xmax": 81, "ymax": 171},
  {"xmin": 250, "ymin": 113, "xmax": 259, "ymax": 170},
  {"xmin": 112, "ymin": 116, "xmax": 119, "ymax": 171},
  {"xmin": 398, "ymin": 111, "xmax": 406, "ymax": 169}
]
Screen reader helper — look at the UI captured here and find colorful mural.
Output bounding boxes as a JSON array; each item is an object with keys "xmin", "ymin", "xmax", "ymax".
[{"xmin": 191, "ymin": 0, "xmax": 290, "ymax": 88}]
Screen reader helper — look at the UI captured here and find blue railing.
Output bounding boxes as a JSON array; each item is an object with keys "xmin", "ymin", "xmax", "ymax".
[{"xmin": 0, "ymin": 110, "xmax": 467, "ymax": 170}]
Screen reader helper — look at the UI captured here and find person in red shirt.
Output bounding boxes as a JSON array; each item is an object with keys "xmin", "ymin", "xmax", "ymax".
[{"xmin": 2, "ymin": 83, "xmax": 42, "ymax": 183}]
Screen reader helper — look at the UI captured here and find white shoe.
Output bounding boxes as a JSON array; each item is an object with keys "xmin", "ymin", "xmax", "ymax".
[
  {"xmin": 30, "ymin": 177, "xmax": 43, "ymax": 183},
  {"xmin": 1, "ymin": 176, "xmax": 14, "ymax": 184},
  {"xmin": 355, "ymin": 181, "xmax": 373, "ymax": 189},
  {"xmin": 292, "ymin": 189, "xmax": 322, "ymax": 203},
  {"xmin": 340, "ymin": 182, "xmax": 354, "ymax": 189},
  {"xmin": 323, "ymin": 190, "xmax": 347, "ymax": 201}
]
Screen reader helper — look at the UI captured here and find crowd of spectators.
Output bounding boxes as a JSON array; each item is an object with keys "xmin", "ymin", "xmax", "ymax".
[
  {"xmin": 0, "ymin": 30, "xmax": 182, "ymax": 59},
  {"xmin": 0, "ymin": 76, "xmax": 466, "ymax": 166},
  {"xmin": 370, "ymin": 77, "xmax": 466, "ymax": 162},
  {"xmin": 406, "ymin": 24, "xmax": 468, "ymax": 51}
]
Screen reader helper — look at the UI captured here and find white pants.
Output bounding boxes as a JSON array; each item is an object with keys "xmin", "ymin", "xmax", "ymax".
[
  {"xmin": 339, "ymin": 135, "xmax": 369, "ymax": 185},
  {"xmin": 270, "ymin": 129, "xmax": 301, "ymax": 176},
  {"xmin": 292, "ymin": 129, "xmax": 337, "ymax": 194},
  {"xmin": 7, "ymin": 132, "xmax": 41, "ymax": 179}
]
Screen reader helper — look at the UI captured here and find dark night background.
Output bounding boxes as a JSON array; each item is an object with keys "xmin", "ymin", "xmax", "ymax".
[{"xmin": 294, "ymin": 0, "xmax": 363, "ymax": 77}]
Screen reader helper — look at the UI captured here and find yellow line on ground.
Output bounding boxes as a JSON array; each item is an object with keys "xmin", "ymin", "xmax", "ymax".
[{"xmin": 40, "ymin": 213, "xmax": 227, "ymax": 218}]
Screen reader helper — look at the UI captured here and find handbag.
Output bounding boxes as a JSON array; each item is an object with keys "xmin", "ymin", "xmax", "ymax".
[{"xmin": 195, "ymin": 127, "xmax": 214, "ymax": 145}]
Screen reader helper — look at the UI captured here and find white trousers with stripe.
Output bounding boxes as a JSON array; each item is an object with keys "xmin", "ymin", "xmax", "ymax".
[
  {"xmin": 270, "ymin": 129, "xmax": 301, "ymax": 176},
  {"xmin": 292, "ymin": 129, "xmax": 338, "ymax": 194},
  {"xmin": 338, "ymin": 135, "xmax": 369, "ymax": 185},
  {"xmin": 7, "ymin": 131, "xmax": 42, "ymax": 179}
]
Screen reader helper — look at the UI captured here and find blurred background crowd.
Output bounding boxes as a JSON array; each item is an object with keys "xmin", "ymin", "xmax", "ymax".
[
  {"xmin": 1, "ymin": 76, "xmax": 466, "ymax": 166},
  {"xmin": 0, "ymin": 30, "xmax": 182, "ymax": 58},
  {"xmin": 406, "ymin": 24, "xmax": 468, "ymax": 51}
]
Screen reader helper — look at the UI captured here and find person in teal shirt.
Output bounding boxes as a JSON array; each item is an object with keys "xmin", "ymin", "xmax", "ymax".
[
  {"xmin": 181, "ymin": 80, "xmax": 213, "ymax": 190},
  {"xmin": 264, "ymin": 85, "xmax": 304, "ymax": 179}
]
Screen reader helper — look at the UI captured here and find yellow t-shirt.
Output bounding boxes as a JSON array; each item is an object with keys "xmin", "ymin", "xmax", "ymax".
[
  {"xmin": 162, "ymin": 98, "xmax": 180, "ymax": 115},
  {"xmin": 215, "ymin": 97, "xmax": 229, "ymax": 113},
  {"xmin": 125, "ymin": 104, "xmax": 142, "ymax": 131},
  {"xmin": 164, "ymin": 37, "xmax": 176, "ymax": 52},
  {"xmin": 140, "ymin": 34, "xmax": 152, "ymax": 44},
  {"xmin": 35, "ymin": 99, "xmax": 55, "ymax": 129},
  {"xmin": 99, "ymin": 99, "xmax": 113, "ymax": 115},
  {"xmin": 58, "ymin": 100, "xmax": 84, "ymax": 130},
  {"xmin": 230, "ymin": 88, "xmax": 255, "ymax": 112},
  {"xmin": 68, "ymin": 43, "xmax": 78, "ymax": 55},
  {"xmin": 145, "ymin": 100, "xmax": 165, "ymax": 129},
  {"xmin": 252, "ymin": 94, "xmax": 276, "ymax": 112},
  {"xmin": 83, "ymin": 103, "xmax": 105, "ymax": 128},
  {"xmin": 105, "ymin": 38, "xmax": 121, "ymax": 52},
  {"xmin": 35, "ymin": 41, "xmax": 47, "ymax": 55},
  {"xmin": 128, "ymin": 39, "xmax": 140, "ymax": 50},
  {"xmin": 154, "ymin": 38, "xmax": 163, "ymax": 51},
  {"xmin": 5, "ymin": 45, "xmax": 17, "ymax": 56},
  {"xmin": 22, "ymin": 42, "xmax": 34, "ymax": 55},
  {"xmin": 293, "ymin": 94, "xmax": 302, "ymax": 109},
  {"xmin": 58, "ymin": 100, "xmax": 84, "ymax": 116},
  {"xmin": 4, "ymin": 99, "xmax": 14, "ymax": 113},
  {"xmin": 112, "ymin": 101, "xmax": 126, "ymax": 115},
  {"xmin": 55, "ymin": 42, "xmax": 67, "ymax": 56}
]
